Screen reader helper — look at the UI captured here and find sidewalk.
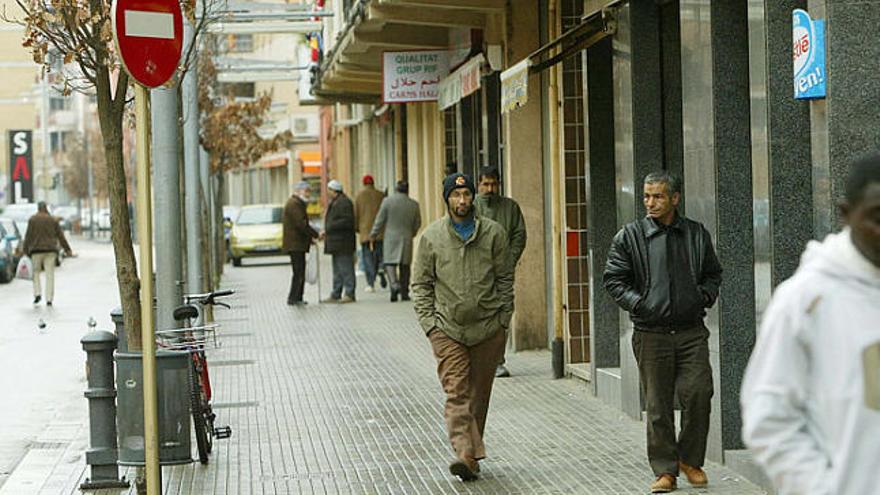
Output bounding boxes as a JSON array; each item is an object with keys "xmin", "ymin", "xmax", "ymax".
[{"xmin": 13, "ymin": 255, "xmax": 765, "ymax": 494}]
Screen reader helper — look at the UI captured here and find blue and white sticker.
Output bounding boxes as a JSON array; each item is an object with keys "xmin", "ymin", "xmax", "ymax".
[{"xmin": 793, "ymin": 9, "xmax": 826, "ymax": 100}]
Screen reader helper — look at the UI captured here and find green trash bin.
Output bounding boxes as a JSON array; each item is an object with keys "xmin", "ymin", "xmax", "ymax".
[{"xmin": 116, "ymin": 350, "xmax": 193, "ymax": 466}]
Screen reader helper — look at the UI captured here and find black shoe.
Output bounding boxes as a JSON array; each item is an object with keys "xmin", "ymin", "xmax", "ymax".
[
  {"xmin": 400, "ymin": 294, "xmax": 411, "ymax": 301},
  {"xmin": 390, "ymin": 290, "xmax": 398, "ymax": 302},
  {"xmin": 379, "ymin": 274, "xmax": 387, "ymax": 289},
  {"xmin": 287, "ymin": 300, "xmax": 308, "ymax": 306},
  {"xmin": 33, "ymin": 296, "xmax": 41, "ymax": 304},
  {"xmin": 46, "ymin": 301, "xmax": 53, "ymax": 307},
  {"xmin": 449, "ymin": 460, "xmax": 479, "ymax": 482}
]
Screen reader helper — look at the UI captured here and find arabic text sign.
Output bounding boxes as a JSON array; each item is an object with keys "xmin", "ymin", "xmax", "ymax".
[
  {"xmin": 793, "ymin": 9, "xmax": 826, "ymax": 100},
  {"xmin": 501, "ymin": 59, "xmax": 530, "ymax": 113},
  {"xmin": 383, "ymin": 51, "xmax": 450, "ymax": 103}
]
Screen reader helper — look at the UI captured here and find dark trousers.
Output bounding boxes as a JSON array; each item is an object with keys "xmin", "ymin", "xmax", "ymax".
[
  {"xmin": 361, "ymin": 241, "xmax": 383, "ymax": 287},
  {"xmin": 331, "ymin": 253, "xmax": 356, "ymax": 298},
  {"xmin": 429, "ymin": 329, "xmax": 506, "ymax": 462},
  {"xmin": 632, "ymin": 324, "xmax": 714, "ymax": 476},
  {"xmin": 385, "ymin": 263, "xmax": 410, "ymax": 296},
  {"xmin": 287, "ymin": 252, "xmax": 306, "ymax": 303}
]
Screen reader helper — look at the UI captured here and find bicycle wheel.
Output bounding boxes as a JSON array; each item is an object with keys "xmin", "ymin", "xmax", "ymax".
[{"xmin": 190, "ymin": 358, "xmax": 211, "ymax": 464}]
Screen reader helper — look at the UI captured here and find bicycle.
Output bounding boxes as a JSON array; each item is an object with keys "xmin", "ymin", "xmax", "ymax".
[{"xmin": 156, "ymin": 289, "xmax": 234, "ymax": 464}]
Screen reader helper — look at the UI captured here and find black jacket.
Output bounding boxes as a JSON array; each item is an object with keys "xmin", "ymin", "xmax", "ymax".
[
  {"xmin": 324, "ymin": 193, "xmax": 356, "ymax": 255},
  {"xmin": 602, "ymin": 215, "xmax": 723, "ymax": 331}
]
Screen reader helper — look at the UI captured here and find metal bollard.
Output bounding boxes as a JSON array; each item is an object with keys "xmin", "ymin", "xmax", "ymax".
[{"xmin": 80, "ymin": 330, "xmax": 130, "ymax": 490}]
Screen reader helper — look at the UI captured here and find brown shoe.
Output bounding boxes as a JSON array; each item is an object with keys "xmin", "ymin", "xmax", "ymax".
[
  {"xmin": 678, "ymin": 461, "xmax": 708, "ymax": 487},
  {"xmin": 449, "ymin": 459, "xmax": 479, "ymax": 482},
  {"xmin": 650, "ymin": 474, "xmax": 677, "ymax": 493}
]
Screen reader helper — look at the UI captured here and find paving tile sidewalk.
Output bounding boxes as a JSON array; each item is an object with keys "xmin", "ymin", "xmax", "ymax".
[{"xmin": 20, "ymin": 256, "xmax": 764, "ymax": 494}]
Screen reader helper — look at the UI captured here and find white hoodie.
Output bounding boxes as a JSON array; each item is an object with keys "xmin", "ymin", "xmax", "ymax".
[{"xmin": 741, "ymin": 229, "xmax": 880, "ymax": 495}]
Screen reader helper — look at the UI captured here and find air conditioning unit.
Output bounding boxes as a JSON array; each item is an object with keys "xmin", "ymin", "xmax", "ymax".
[{"xmin": 290, "ymin": 114, "xmax": 319, "ymax": 139}]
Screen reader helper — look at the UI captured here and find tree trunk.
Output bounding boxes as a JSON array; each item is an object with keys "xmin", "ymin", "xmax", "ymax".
[{"xmin": 95, "ymin": 70, "xmax": 142, "ymax": 351}]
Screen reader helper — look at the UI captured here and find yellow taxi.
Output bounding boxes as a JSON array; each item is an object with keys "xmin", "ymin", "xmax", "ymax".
[{"xmin": 229, "ymin": 204, "xmax": 284, "ymax": 266}]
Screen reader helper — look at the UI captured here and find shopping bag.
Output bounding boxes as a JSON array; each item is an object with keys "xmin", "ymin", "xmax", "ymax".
[
  {"xmin": 16, "ymin": 256, "xmax": 33, "ymax": 281},
  {"xmin": 305, "ymin": 249, "xmax": 318, "ymax": 285}
]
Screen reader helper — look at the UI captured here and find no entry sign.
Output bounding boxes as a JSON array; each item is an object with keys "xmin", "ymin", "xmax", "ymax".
[{"xmin": 111, "ymin": 0, "xmax": 183, "ymax": 88}]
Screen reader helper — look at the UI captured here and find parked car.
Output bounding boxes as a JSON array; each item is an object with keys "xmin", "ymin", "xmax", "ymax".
[
  {"xmin": 0, "ymin": 222, "xmax": 16, "ymax": 283},
  {"xmin": 0, "ymin": 217, "xmax": 22, "ymax": 264},
  {"xmin": 229, "ymin": 204, "xmax": 283, "ymax": 267},
  {"xmin": 0, "ymin": 206, "xmax": 65, "ymax": 267},
  {"xmin": 222, "ymin": 205, "xmax": 241, "ymax": 261},
  {"xmin": 97, "ymin": 208, "xmax": 112, "ymax": 231},
  {"xmin": 53, "ymin": 206, "xmax": 79, "ymax": 231},
  {"xmin": 2, "ymin": 202, "xmax": 40, "ymax": 223}
]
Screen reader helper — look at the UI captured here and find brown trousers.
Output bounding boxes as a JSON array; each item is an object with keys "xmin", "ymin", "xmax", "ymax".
[{"xmin": 429, "ymin": 328, "xmax": 506, "ymax": 462}]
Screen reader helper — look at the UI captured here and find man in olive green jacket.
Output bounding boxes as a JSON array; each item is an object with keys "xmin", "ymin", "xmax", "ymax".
[
  {"xmin": 474, "ymin": 166, "xmax": 527, "ymax": 378},
  {"xmin": 412, "ymin": 173, "xmax": 514, "ymax": 482}
]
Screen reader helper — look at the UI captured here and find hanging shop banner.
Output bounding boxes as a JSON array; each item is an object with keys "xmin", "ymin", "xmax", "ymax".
[
  {"xmin": 383, "ymin": 50, "xmax": 450, "ymax": 104},
  {"xmin": 8, "ymin": 130, "xmax": 33, "ymax": 204},
  {"xmin": 437, "ymin": 55, "xmax": 484, "ymax": 111},
  {"xmin": 500, "ymin": 59, "xmax": 530, "ymax": 113},
  {"xmin": 792, "ymin": 9, "xmax": 826, "ymax": 100}
]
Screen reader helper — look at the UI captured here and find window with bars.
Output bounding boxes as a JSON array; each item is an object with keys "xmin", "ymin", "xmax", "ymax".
[
  {"xmin": 561, "ymin": 0, "xmax": 590, "ymax": 365},
  {"xmin": 443, "ymin": 107, "xmax": 458, "ymax": 170}
]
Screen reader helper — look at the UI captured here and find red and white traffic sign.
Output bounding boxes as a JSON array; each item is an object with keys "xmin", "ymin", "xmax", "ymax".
[{"xmin": 111, "ymin": 0, "xmax": 183, "ymax": 88}]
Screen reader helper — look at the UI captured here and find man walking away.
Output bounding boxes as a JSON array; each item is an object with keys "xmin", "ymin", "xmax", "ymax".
[
  {"xmin": 322, "ymin": 179, "xmax": 357, "ymax": 303},
  {"xmin": 355, "ymin": 174, "xmax": 386, "ymax": 292},
  {"xmin": 741, "ymin": 155, "xmax": 880, "ymax": 495},
  {"xmin": 412, "ymin": 173, "xmax": 514, "ymax": 482},
  {"xmin": 19, "ymin": 202, "xmax": 73, "ymax": 306},
  {"xmin": 370, "ymin": 181, "xmax": 421, "ymax": 302},
  {"xmin": 474, "ymin": 166, "xmax": 527, "ymax": 378},
  {"xmin": 283, "ymin": 181, "xmax": 319, "ymax": 306},
  {"xmin": 603, "ymin": 171, "xmax": 722, "ymax": 493}
]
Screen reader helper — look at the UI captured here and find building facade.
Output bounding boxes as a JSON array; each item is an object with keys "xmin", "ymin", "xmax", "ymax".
[{"xmin": 312, "ymin": 0, "xmax": 880, "ymax": 489}]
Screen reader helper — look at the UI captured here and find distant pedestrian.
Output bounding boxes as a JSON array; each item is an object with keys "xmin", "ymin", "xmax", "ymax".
[
  {"xmin": 474, "ymin": 166, "xmax": 527, "ymax": 378},
  {"xmin": 321, "ymin": 179, "xmax": 357, "ymax": 303},
  {"xmin": 412, "ymin": 173, "xmax": 514, "ymax": 481},
  {"xmin": 741, "ymin": 155, "xmax": 880, "ymax": 495},
  {"xmin": 355, "ymin": 174, "xmax": 387, "ymax": 292},
  {"xmin": 282, "ymin": 181, "xmax": 319, "ymax": 306},
  {"xmin": 370, "ymin": 181, "xmax": 420, "ymax": 302},
  {"xmin": 603, "ymin": 171, "xmax": 722, "ymax": 493},
  {"xmin": 18, "ymin": 201, "xmax": 73, "ymax": 306}
]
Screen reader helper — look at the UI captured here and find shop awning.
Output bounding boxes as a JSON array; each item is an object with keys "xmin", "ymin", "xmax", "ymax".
[
  {"xmin": 500, "ymin": 3, "xmax": 619, "ymax": 113},
  {"xmin": 297, "ymin": 150, "xmax": 322, "ymax": 176}
]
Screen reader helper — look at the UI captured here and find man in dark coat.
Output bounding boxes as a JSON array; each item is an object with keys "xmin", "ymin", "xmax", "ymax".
[
  {"xmin": 19, "ymin": 201, "xmax": 73, "ymax": 305},
  {"xmin": 603, "ymin": 171, "xmax": 722, "ymax": 494},
  {"xmin": 282, "ymin": 181, "xmax": 319, "ymax": 306},
  {"xmin": 321, "ymin": 179, "xmax": 357, "ymax": 303}
]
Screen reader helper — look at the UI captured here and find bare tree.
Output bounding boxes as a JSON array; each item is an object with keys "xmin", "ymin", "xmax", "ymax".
[{"xmin": 6, "ymin": 0, "xmax": 219, "ymax": 350}]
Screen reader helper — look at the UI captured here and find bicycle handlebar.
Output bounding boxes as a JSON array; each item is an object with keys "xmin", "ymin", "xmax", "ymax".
[{"xmin": 184, "ymin": 289, "xmax": 236, "ymax": 306}]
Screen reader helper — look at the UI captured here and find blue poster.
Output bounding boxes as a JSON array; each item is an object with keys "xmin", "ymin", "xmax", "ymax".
[{"xmin": 793, "ymin": 9, "xmax": 826, "ymax": 100}]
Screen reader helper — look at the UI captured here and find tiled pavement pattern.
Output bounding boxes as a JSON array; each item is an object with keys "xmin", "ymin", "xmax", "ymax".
[{"xmin": 13, "ymin": 256, "xmax": 765, "ymax": 494}]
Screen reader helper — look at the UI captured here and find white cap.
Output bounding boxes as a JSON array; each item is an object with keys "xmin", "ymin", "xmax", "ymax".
[{"xmin": 327, "ymin": 179, "xmax": 343, "ymax": 192}]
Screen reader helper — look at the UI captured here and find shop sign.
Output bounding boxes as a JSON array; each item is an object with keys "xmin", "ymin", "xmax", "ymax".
[
  {"xmin": 383, "ymin": 50, "xmax": 450, "ymax": 103},
  {"xmin": 437, "ymin": 55, "xmax": 484, "ymax": 111},
  {"xmin": 792, "ymin": 9, "xmax": 826, "ymax": 100},
  {"xmin": 501, "ymin": 59, "xmax": 530, "ymax": 113},
  {"xmin": 8, "ymin": 130, "xmax": 33, "ymax": 203}
]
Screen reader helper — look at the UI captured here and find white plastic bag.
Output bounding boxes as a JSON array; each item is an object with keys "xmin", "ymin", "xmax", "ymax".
[
  {"xmin": 16, "ymin": 256, "xmax": 33, "ymax": 281},
  {"xmin": 305, "ymin": 249, "xmax": 318, "ymax": 285}
]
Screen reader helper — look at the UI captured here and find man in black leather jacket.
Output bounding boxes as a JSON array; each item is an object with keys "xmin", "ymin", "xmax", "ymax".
[{"xmin": 603, "ymin": 171, "xmax": 722, "ymax": 494}]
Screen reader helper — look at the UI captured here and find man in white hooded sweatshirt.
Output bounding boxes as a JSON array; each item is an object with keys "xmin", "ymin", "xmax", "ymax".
[{"xmin": 741, "ymin": 154, "xmax": 880, "ymax": 495}]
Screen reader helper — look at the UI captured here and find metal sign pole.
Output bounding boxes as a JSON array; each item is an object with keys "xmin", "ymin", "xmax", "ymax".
[{"xmin": 135, "ymin": 83, "xmax": 161, "ymax": 493}]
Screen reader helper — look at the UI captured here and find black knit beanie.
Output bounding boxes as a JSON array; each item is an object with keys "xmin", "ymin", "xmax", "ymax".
[{"xmin": 443, "ymin": 173, "xmax": 475, "ymax": 202}]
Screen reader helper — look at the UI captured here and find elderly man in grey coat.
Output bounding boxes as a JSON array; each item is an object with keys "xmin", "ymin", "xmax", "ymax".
[{"xmin": 370, "ymin": 181, "xmax": 421, "ymax": 302}]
